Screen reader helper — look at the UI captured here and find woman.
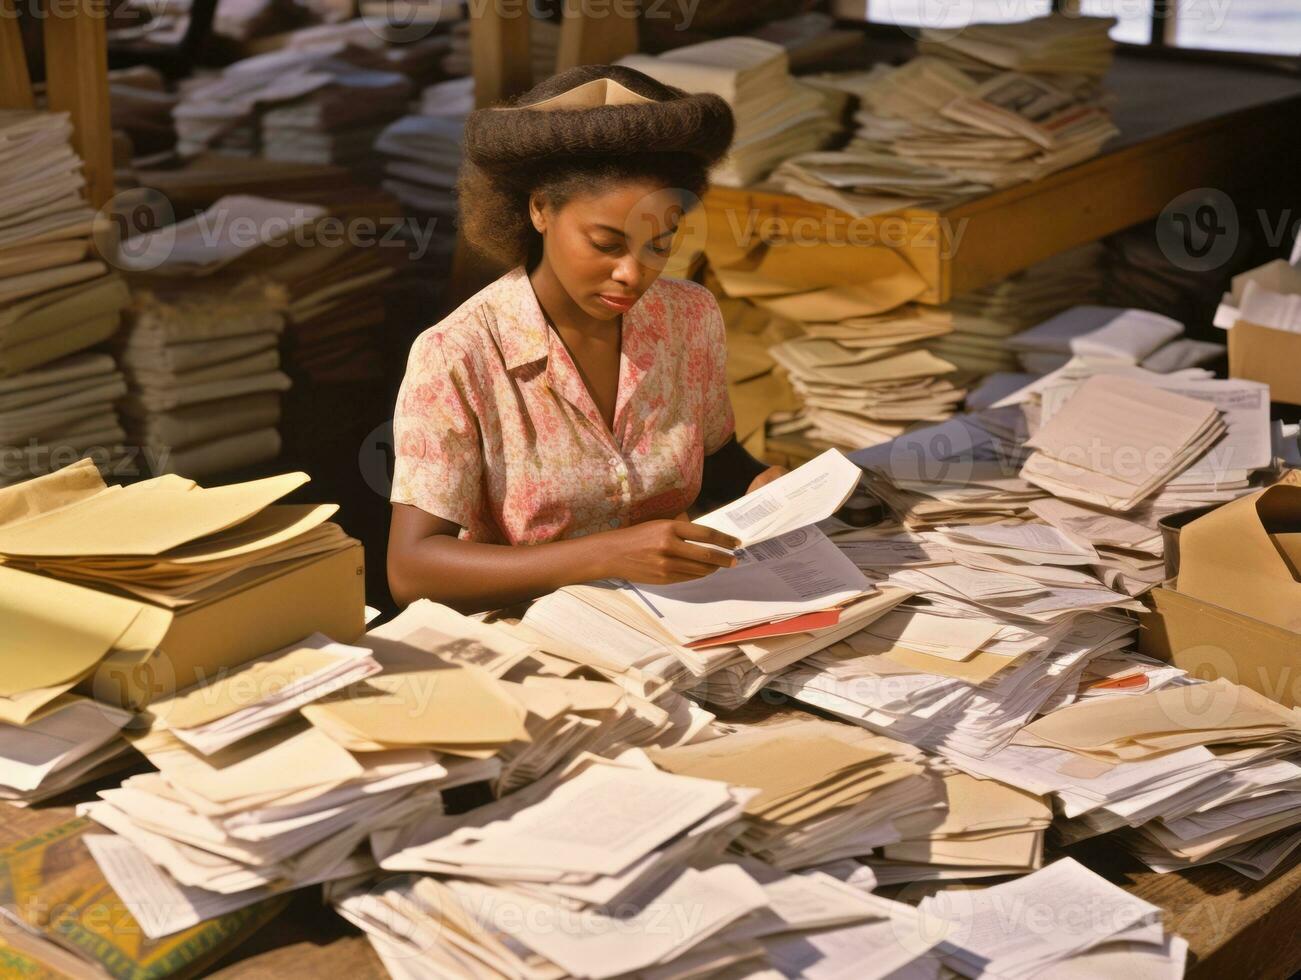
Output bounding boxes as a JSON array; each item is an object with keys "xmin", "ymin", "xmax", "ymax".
[{"xmin": 388, "ymin": 64, "xmax": 788, "ymax": 613}]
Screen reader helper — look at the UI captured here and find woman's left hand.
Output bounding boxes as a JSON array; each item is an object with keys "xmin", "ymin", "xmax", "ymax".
[{"xmin": 746, "ymin": 465, "xmax": 788, "ymax": 494}]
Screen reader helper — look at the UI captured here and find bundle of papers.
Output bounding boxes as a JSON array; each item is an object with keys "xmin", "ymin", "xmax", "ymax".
[
  {"xmin": 0, "ymin": 110, "xmax": 133, "ymax": 483},
  {"xmin": 868, "ymin": 770, "xmax": 1051, "ymax": 883},
  {"xmin": 174, "ymin": 46, "xmax": 411, "ymax": 161},
  {"xmin": 920, "ymin": 857, "xmax": 1186, "ymax": 979},
  {"xmin": 1007, "ymin": 305, "xmax": 1222, "ymax": 375},
  {"xmin": 375, "ymin": 77, "xmax": 468, "ymax": 225},
  {"xmin": 365, "ymin": 750, "xmax": 946, "ymax": 978},
  {"xmin": 0, "ymin": 459, "xmax": 352, "ymax": 611},
  {"xmin": 0, "ymin": 352, "xmax": 129, "ymax": 487},
  {"xmin": 775, "ymin": 16, "xmax": 1118, "ymax": 213},
  {"xmin": 649, "ymin": 717, "xmax": 943, "ymax": 870},
  {"xmin": 619, "ymin": 38, "xmax": 842, "ymax": 187},
  {"xmin": 1019, "ymin": 374, "xmax": 1227, "ymax": 511},
  {"xmin": 114, "ymin": 196, "xmax": 318, "ymax": 476},
  {"xmin": 0, "ymin": 695, "xmax": 135, "ymax": 805},
  {"xmin": 963, "ymin": 677, "xmax": 1301, "ymax": 880}
]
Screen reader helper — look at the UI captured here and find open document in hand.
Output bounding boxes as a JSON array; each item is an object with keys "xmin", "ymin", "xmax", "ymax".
[{"xmin": 695, "ymin": 448, "xmax": 863, "ymax": 548}]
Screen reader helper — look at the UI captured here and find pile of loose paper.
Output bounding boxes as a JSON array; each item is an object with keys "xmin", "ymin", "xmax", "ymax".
[
  {"xmin": 619, "ymin": 37, "xmax": 843, "ymax": 187},
  {"xmin": 775, "ymin": 14, "xmax": 1119, "ymax": 214},
  {"xmin": 0, "ymin": 110, "xmax": 133, "ymax": 486}
]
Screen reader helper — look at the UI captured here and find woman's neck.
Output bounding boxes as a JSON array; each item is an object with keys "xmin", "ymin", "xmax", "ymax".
[{"xmin": 528, "ymin": 257, "xmax": 613, "ymax": 338}]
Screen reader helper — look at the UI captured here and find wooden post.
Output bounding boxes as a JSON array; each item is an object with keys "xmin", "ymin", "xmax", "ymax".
[
  {"xmin": 42, "ymin": 0, "xmax": 114, "ymax": 209},
  {"xmin": 0, "ymin": 0, "xmax": 35, "ymax": 109},
  {"xmin": 556, "ymin": 0, "xmax": 637, "ymax": 72}
]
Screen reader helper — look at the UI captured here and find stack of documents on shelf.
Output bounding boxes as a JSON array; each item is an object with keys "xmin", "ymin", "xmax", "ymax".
[
  {"xmin": 0, "ymin": 695, "xmax": 135, "ymax": 805},
  {"xmin": 1, "ymin": 110, "xmax": 133, "ymax": 482},
  {"xmin": 375, "ymin": 79, "xmax": 466, "ymax": 222},
  {"xmin": 521, "ymin": 451, "xmax": 883, "ymax": 694},
  {"xmin": 251, "ymin": 231, "xmax": 394, "ymax": 385},
  {"xmin": 115, "ymin": 195, "xmax": 307, "ymax": 477},
  {"xmin": 174, "ymin": 47, "xmax": 411, "ymax": 162},
  {"xmin": 918, "ymin": 14, "xmax": 1119, "ymax": 81},
  {"xmin": 768, "ymin": 337, "xmax": 964, "ymax": 450},
  {"xmin": 920, "ymin": 857, "xmax": 1187, "ymax": 979},
  {"xmin": 1019, "ymin": 374, "xmax": 1227, "ymax": 511},
  {"xmin": 619, "ymin": 37, "xmax": 841, "ymax": 186},
  {"xmin": 649, "ymin": 717, "xmax": 943, "ymax": 870},
  {"xmin": 867, "ymin": 771, "xmax": 1051, "ymax": 883},
  {"xmin": 775, "ymin": 15, "xmax": 1117, "ymax": 213},
  {"xmin": 1007, "ymin": 305, "xmax": 1222, "ymax": 375},
  {"xmin": 0, "ymin": 352, "xmax": 129, "ymax": 486}
]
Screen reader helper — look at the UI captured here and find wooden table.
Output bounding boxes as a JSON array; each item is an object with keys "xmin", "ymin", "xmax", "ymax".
[{"xmin": 703, "ymin": 56, "xmax": 1301, "ymax": 306}]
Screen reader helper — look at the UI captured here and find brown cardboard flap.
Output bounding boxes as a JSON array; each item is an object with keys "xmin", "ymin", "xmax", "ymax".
[
  {"xmin": 1229, "ymin": 320, "xmax": 1301, "ymax": 405},
  {"xmin": 1139, "ymin": 587, "xmax": 1301, "ymax": 708}
]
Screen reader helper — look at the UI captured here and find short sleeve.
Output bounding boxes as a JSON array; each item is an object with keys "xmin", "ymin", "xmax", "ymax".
[
  {"xmin": 390, "ymin": 332, "xmax": 485, "ymax": 530},
  {"xmin": 701, "ymin": 297, "xmax": 736, "ymax": 455}
]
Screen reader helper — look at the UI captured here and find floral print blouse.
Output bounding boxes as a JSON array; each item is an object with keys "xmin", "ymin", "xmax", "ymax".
[{"xmin": 391, "ymin": 264, "xmax": 735, "ymax": 544}]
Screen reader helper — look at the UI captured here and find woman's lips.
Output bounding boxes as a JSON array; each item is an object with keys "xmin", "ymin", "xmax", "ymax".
[{"xmin": 597, "ymin": 293, "xmax": 636, "ymax": 311}]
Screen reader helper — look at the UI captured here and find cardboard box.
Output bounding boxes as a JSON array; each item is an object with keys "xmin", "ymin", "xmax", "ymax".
[
  {"xmin": 80, "ymin": 542, "xmax": 366, "ymax": 710},
  {"xmin": 1139, "ymin": 588, "xmax": 1301, "ymax": 709},
  {"xmin": 1229, "ymin": 319, "xmax": 1301, "ymax": 406}
]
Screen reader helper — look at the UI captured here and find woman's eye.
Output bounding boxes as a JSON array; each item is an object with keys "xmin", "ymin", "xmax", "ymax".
[
  {"xmin": 592, "ymin": 241, "xmax": 621, "ymax": 254},
  {"xmin": 648, "ymin": 242, "xmax": 673, "ymax": 257}
]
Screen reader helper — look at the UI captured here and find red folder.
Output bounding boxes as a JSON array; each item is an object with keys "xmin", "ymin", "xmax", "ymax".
[{"xmin": 686, "ymin": 609, "xmax": 842, "ymax": 649}]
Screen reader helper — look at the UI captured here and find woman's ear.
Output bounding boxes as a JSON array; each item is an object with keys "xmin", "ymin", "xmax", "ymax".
[{"xmin": 528, "ymin": 192, "xmax": 548, "ymax": 234}]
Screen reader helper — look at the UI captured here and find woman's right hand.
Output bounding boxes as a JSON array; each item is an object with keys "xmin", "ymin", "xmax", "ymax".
[{"xmin": 593, "ymin": 519, "xmax": 742, "ymax": 584}]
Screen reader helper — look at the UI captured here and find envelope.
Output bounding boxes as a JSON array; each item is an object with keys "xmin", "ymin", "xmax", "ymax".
[
  {"xmin": 1229, "ymin": 319, "xmax": 1301, "ymax": 406},
  {"xmin": 1176, "ymin": 477, "xmax": 1301, "ymax": 633}
]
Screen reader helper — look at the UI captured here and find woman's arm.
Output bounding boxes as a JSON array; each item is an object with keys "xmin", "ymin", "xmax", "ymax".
[
  {"xmin": 699, "ymin": 435, "xmax": 787, "ymax": 510},
  {"xmin": 388, "ymin": 504, "xmax": 741, "ymax": 614}
]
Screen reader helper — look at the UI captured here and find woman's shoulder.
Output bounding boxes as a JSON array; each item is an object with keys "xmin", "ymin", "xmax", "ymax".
[
  {"xmin": 405, "ymin": 269, "xmax": 525, "ymax": 372},
  {"xmin": 646, "ymin": 273, "xmax": 718, "ymax": 312}
]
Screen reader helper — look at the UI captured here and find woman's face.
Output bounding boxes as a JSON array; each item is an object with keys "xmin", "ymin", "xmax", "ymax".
[{"xmin": 531, "ymin": 179, "xmax": 690, "ymax": 321}]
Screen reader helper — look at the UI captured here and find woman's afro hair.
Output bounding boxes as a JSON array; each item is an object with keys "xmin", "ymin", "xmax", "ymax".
[{"xmin": 456, "ymin": 64, "xmax": 735, "ymax": 268}]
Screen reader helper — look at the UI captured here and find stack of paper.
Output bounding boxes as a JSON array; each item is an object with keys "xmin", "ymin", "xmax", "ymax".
[
  {"xmin": 0, "ymin": 696, "xmax": 135, "ymax": 805},
  {"xmin": 0, "ymin": 352, "xmax": 129, "ymax": 487},
  {"xmin": 341, "ymin": 843, "xmax": 943, "ymax": 979},
  {"xmin": 649, "ymin": 717, "xmax": 944, "ymax": 870},
  {"xmin": 619, "ymin": 37, "xmax": 841, "ymax": 186},
  {"xmin": 1019, "ymin": 374, "xmax": 1227, "ymax": 511},
  {"xmin": 0, "ymin": 110, "xmax": 134, "ymax": 482},
  {"xmin": 1007, "ymin": 305, "xmax": 1222, "ymax": 375},
  {"xmin": 961, "ymin": 678, "xmax": 1301, "ymax": 880},
  {"xmin": 375, "ymin": 77, "xmax": 467, "ymax": 225},
  {"xmin": 918, "ymin": 14, "xmax": 1119, "ymax": 80},
  {"xmin": 0, "ymin": 461, "xmax": 354, "ymax": 610},
  {"xmin": 114, "ymin": 195, "xmax": 310, "ymax": 477},
  {"xmin": 867, "ymin": 771, "xmax": 1051, "ymax": 883},
  {"xmin": 174, "ymin": 47, "xmax": 411, "ymax": 162},
  {"xmin": 774, "ymin": 15, "xmax": 1117, "ymax": 213},
  {"xmin": 920, "ymin": 857, "xmax": 1187, "ymax": 979}
]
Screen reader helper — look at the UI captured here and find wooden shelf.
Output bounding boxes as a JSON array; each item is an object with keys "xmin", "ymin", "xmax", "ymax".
[{"xmin": 703, "ymin": 56, "xmax": 1301, "ymax": 306}]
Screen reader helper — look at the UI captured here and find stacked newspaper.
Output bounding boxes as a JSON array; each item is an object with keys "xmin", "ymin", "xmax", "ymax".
[
  {"xmin": 775, "ymin": 15, "xmax": 1118, "ymax": 214},
  {"xmin": 1007, "ymin": 305, "xmax": 1223, "ymax": 375},
  {"xmin": 619, "ymin": 37, "xmax": 842, "ymax": 186}
]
